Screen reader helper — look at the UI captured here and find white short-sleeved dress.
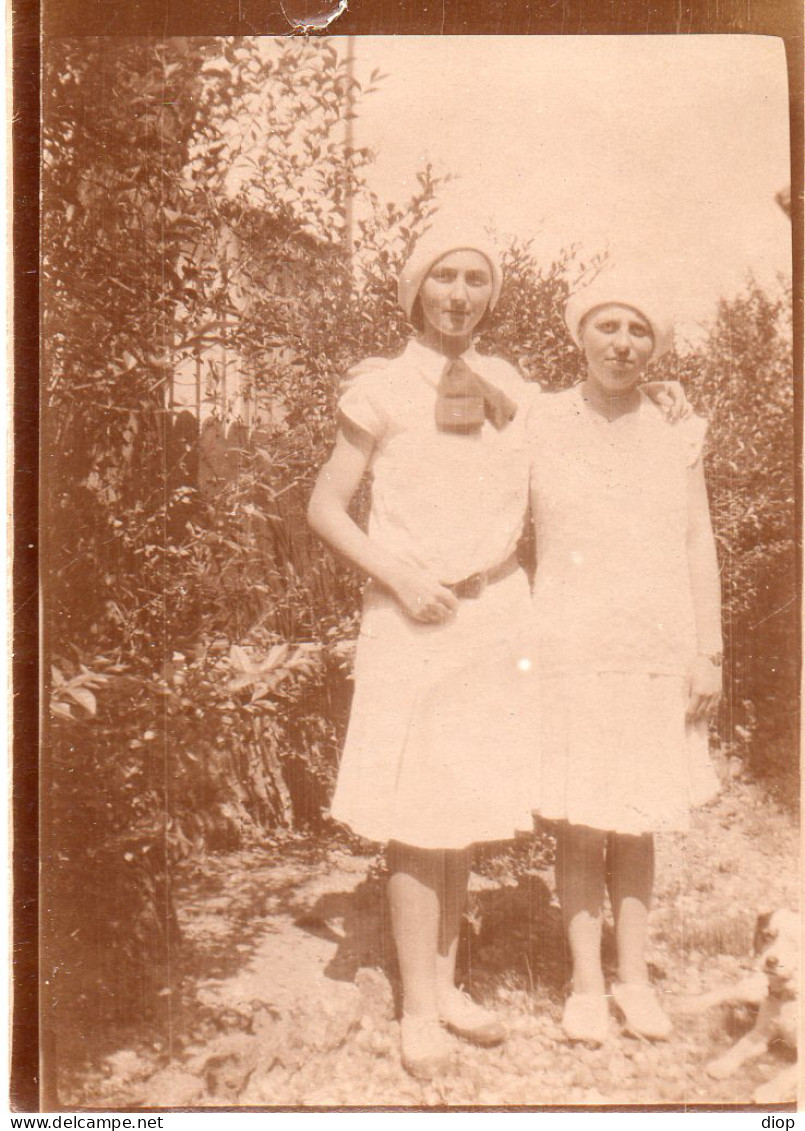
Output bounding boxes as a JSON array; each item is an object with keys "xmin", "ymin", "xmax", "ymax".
[
  {"xmin": 527, "ymin": 384, "xmax": 720, "ymax": 836},
  {"xmin": 330, "ymin": 338, "xmax": 538, "ymax": 849}
]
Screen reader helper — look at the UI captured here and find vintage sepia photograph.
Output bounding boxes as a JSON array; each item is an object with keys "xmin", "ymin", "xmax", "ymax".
[{"xmin": 38, "ymin": 33, "xmax": 797, "ymax": 1109}]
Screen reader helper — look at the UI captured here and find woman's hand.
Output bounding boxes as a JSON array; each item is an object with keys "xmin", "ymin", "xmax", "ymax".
[
  {"xmin": 686, "ymin": 655, "xmax": 723, "ymax": 722},
  {"xmin": 391, "ymin": 564, "xmax": 460, "ymax": 625},
  {"xmin": 644, "ymin": 380, "xmax": 693, "ymax": 422}
]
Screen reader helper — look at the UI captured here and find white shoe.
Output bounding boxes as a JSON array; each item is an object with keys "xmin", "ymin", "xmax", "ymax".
[
  {"xmin": 438, "ymin": 988, "xmax": 507, "ymax": 1046},
  {"xmin": 561, "ymin": 993, "xmax": 609, "ymax": 1046},
  {"xmin": 611, "ymin": 981, "xmax": 672, "ymax": 1040},
  {"xmin": 400, "ymin": 1014, "xmax": 452, "ymax": 1079}
]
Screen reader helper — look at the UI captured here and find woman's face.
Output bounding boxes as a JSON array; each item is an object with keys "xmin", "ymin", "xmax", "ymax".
[
  {"xmin": 418, "ymin": 249, "xmax": 494, "ymax": 347},
  {"xmin": 580, "ymin": 304, "xmax": 654, "ymax": 394}
]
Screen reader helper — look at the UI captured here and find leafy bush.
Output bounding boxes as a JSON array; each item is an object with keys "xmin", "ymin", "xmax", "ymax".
[
  {"xmin": 44, "ymin": 634, "xmax": 338, "ymax": 1030},
  {"xmin": 481, "ymin": 240, "xmax": 602, "ymax": 385},
  {"xmin": 41, "ymin": 36, "xmax": 445, "ymax": 1031},
  {"xmin": 654, "ymin": 279, "xmax": 796, "ymax": 796}
]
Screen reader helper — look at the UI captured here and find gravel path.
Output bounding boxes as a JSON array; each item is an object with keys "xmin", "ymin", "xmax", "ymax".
[{"xmin": 64, "ymin": 773, "xmax": 799, "ymax": 1109}]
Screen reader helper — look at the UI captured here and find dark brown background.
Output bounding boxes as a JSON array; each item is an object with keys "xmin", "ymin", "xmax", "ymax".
[{"xmin": 13, "ymin": 0, "xmax": 803, "ymax": 1111}]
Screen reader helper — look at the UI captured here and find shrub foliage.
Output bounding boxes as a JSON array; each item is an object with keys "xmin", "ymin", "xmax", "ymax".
[{"xmin": 655, "ymin": 281, "xmax": 796, "ymax": 791}]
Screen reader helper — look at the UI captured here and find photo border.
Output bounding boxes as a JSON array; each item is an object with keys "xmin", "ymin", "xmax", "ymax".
[{"xmin": 13, "ymin": 0, "xmax": 803, "ymax": 1112}]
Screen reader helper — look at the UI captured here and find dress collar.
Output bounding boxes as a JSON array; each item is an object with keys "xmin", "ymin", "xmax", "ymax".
[
  {"xmin": 403, "ymin": 337, "xmax": 481, "ymax": 389},
  {"xmin": 575, "ymin": 380, "xmax": 648, "ymax": 421}
]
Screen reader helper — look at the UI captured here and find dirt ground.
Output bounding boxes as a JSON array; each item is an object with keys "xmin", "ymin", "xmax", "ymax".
[{"xmin": 61, "ymin": 771, "xmax": 799, "ymax": 1109}]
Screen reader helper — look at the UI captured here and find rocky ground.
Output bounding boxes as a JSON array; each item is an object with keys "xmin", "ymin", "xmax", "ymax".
[{"xmin": 59, "ymin": 770, "xmax": 799, "ymax": 1109}]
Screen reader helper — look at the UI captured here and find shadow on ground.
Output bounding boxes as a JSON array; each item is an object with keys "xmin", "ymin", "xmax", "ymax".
[{"xmin": 58, "ymin": 780, "xmax": 800, "ymax": 1109}]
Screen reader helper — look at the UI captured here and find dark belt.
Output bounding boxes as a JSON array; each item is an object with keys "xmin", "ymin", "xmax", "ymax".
[{"xmin": 445, "ymin": 552, "xmax": 520, "ymax": 600}]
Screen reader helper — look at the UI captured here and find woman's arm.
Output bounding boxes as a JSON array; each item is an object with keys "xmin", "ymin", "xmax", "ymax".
[
  {"xmin": 307, "ymin": 419, "xmax": 459, "ymax": 624},
  {"xmin": 685, "ymin": 460, "xmax": 723, "ymax": 720}
]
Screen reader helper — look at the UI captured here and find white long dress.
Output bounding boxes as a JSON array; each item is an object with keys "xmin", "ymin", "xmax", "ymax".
[
  {"xmin": 528, "ymin": 385, "xmax": 720, "ymax": 835},
  {"xmin": 329, "ymin": 338, "xmax": 538, "ymax": 849}
]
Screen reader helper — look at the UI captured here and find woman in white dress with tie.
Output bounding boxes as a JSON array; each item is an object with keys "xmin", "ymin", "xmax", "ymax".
[{"xmin": 308, "ymin": 219, "xmax": 537, "ymax": 1078}]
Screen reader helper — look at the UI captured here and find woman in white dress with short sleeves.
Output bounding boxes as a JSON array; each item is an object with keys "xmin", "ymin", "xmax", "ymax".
[
  {"xmin": 308, "ymin": 219, "xmax": 537, "ymax": 1078},
  {"xmin": 529, "ymin": 275, "xmax": 723, "ymax": 1046}
]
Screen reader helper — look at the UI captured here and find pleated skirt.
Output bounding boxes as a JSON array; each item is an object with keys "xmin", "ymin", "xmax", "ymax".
[
  {"xmin": 330, "ymin": 568, "xmax": 538, "ymax": 849},
  {"xmin": 535, "ymin": 670, "xmax": 720, "ymax": 835}
]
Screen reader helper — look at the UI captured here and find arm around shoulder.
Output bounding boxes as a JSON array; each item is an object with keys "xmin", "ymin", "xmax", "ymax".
[{"xmin": 644, "ymin": 379, "xmax": 693, "ymax": 422}]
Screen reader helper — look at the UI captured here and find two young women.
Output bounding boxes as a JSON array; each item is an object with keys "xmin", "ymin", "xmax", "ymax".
[{"xmin": 307, "ymin": 219, "xmax": 722, "ymax": 1077}]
